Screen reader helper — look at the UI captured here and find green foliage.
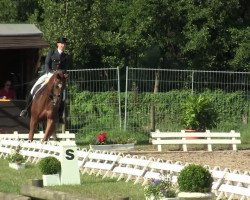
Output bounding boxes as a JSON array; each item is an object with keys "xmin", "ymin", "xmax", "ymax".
[
  {"xmin": 1, "ymin": 0, "xmax": 250, "ymax": 71},
  {"xmin": 0, "ymin": 0, "xmax": 39, "ymax": 23},
  {"xmin": 38, "ymin": 156, "xmax": 61, "ymax": 175},
  {"xmin": 90, "ymin": 132, "xmax": 137, "ymax": 145},
  {"xmin": 180, "ymin": 93, "xmax": 218, "ymax": 131},
  {"xmin": 229, "ymin": 27, "xmax": 250, "ymax": 71},
  {"xmin": 77, "ymin": 129, "xmax": 147, "ymax": 146},
  {"xmin": 7, "ymin": 146, "xmax": 25, "ymax": 164},
  {"xmin": 7, "ymin": 151, "xmax": 25, "ymax": 164},
  {"xmin": 0, "ymin": 0, "xmax": 17, "ymax": 22},
  {"xmin": 68, "ymin": 83, "xmax": 122, "ymax": 135},
  {"xmin": 181, "ymin": 0, "xmax": 244, "ymax": 71},
  {"xmin": 211, "ymin": 90, "xmax": 248, "ymax": 131},
  {"xmin": 0, "ymin": 159, "xmax": 145, "ymax": 199},
  {"xmin": 69, "ymin": 87, "xmax": 249, "ymax": 145},
  {"xmin": 177, "ymin": 164, "xmax": 213, "ymax": 193}
]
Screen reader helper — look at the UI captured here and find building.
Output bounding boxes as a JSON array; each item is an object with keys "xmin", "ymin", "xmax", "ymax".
[
  {"xmin": 0, "ymin": 24, "xmax": 48, "ymax": 99},
  {"xmin": 0, "ymin": 24, "xmax": 48, "ymax": 133}
]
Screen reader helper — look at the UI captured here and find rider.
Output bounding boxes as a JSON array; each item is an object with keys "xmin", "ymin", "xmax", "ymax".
[{"xmin": 20, "ymin": 37, "xmax": 70, "ymax": 123}]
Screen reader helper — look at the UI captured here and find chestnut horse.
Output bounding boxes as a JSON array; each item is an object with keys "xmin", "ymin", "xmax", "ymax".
[{"xmin": 28, "ymin": 70, "xmax": 67, "ymax": 141}]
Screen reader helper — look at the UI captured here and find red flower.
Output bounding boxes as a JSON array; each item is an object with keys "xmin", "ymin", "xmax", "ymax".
[{"xmin": 97, "ymin": 132, "xmax": 107, "ymax": 143}]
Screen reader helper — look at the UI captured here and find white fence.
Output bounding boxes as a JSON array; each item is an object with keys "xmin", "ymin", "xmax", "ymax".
[
  {"xmin": 151, "ymin": 130, "xmax": 241, "ymax": 152},
  {"xmin": 0, "ymin": 138, "xmax": 249, "ymax": 200},
  {"xmin": 0, "ymin": 131, "xmax": 75, "ymax": 141}
]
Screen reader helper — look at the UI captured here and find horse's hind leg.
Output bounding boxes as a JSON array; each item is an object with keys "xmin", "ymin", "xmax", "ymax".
[{"xmin": 28, "ymin": 117, "xmax": 38, "ymax": 141}]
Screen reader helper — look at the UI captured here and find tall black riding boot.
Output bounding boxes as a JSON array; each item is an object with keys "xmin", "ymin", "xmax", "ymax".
[
  {"xmin": 58, "ymin": 101, "xmax": 65, "ymax": 124},
  {"xmin": 20, "ymin": 94, "xmax": 33, "ymax": 118}
]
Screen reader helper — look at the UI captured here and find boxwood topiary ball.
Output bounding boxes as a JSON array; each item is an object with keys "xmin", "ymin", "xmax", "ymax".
[
  {"xmin": 177, "ymin": 164, "xmax": 213, "ymax": 193},
  {"xmin": 38, "ymin": 156, "xmax": 61, "ymax": 175}
]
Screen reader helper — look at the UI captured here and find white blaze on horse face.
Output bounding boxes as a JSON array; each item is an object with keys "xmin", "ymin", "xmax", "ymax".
[{"xmin": 58, "ymin": 83, "xmax": 62, "ymax": 88}]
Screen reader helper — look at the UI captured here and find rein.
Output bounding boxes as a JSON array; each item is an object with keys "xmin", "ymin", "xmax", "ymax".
[{"xmin": 49, "ymin": 81, "xmax": 63, "ymax": 106}]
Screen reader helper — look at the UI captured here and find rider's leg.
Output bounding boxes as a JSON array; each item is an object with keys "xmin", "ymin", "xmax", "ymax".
[
  {"xmin": 19, "ymin": 93, "xmax": 33, "ymax": 117},
  {"xmin": 58, "ymin": 90, "xmax": 66, "ymax": 124},
  {"xmin": 20, "ymin": 73, "xmax": 51, "ymax": 118},
  {"xmin": 58, "ymin": 101, "xmax": 65, "ymax": 123},
  {"xmin": 30, "ymin": 73, "xmax": 50, "ymax": 96}
]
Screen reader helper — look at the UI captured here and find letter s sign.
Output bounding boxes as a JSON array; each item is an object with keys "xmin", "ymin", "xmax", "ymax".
[{"xmin": 65, "ymin": 149, "xmax": 75, "ymax": 160}]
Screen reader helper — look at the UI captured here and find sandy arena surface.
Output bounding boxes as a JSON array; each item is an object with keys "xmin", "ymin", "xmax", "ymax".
[{"xmin": 129, "ymin": 148, "xmax": 250, "ymax": 172}]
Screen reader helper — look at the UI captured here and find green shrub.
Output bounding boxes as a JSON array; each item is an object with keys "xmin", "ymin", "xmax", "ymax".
[
  {"xmin": 180, "ymin": 94, "xmax": 218, "ymax": 131},
  {"xmin": 177, "ymin": 164, "xmax": 213, "ymax": 193},
  {"xmin": 7, "ymin": 152, "xmax": 25, "ymax": 164},
  {"xmin": 38, "ymin": 156, "xmax": 61, "ymax": 175}
]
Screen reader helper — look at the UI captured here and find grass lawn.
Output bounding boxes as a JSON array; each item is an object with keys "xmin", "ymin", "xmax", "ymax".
[{"xmin": 0, "ymin": 159, "xmax": 145, "ymax": 200}]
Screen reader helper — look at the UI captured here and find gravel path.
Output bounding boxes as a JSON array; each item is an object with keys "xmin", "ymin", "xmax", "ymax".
[{"xmin": 129, "ymin": 149, "xmax": 250, "ymax": 172}]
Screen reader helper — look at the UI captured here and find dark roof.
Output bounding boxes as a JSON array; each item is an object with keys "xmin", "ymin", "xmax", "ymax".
[{"xmin": 0, "ymin": 24, "xmax": 48, "ymax": 49}]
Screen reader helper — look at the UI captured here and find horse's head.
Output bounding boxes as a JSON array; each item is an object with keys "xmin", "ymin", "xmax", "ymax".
[{"xmin": 50, "ymin": 70, "xmax": 68, "ymax": 106}]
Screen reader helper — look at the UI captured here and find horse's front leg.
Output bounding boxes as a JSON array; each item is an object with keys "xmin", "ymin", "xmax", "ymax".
[
  {"xmin": 43, "ymin": 119, "xmax": 56, "ymax": 142},
  {"xmin": 28, "ymin": 117, "xmax": 38, "ymax": 141}
]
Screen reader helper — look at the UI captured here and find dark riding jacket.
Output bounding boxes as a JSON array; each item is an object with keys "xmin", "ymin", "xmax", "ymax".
[{"xmin": 45, "ymin": 49, "xmax": 70, "ymax": 73}]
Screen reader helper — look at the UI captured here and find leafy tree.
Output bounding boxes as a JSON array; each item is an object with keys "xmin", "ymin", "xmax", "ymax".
[
  {"xmin": 0, "ymin": 0, "xmax": 39, "ymax": 23},
  {"xmin": 229, "ymin": 27, "xmax": 250, "ymax": 71},
  {"xmin": 0, "ymin": 0, "xmax": 18, "ymax": 22},
  {"xmin": 181, "ymin": 0, "xmax": 249, "ymax": 70},
  {"xmin": 0, "ymin": 0, "xmax": 250, "ymax": 71}
]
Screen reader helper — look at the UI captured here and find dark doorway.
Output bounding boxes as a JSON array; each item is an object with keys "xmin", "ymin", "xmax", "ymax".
[{"xmin": 0, "ymin": 49, "xmax": 42, "ymax": 99}]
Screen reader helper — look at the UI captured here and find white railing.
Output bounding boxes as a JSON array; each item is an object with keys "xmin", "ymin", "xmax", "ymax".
[
  {"xmin": 0, "ymin": 138, "xmax": 249, "ymax": 200},
  {"xmin": 151, "ymin": 130, "xmax": 241, "ymax": 152},
  {"xmin": 0, "ymin": 131, "xmax": 75, "ymax": 141}
]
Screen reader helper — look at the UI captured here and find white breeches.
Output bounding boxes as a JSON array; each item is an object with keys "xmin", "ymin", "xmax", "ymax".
[{"xmin": 30, "ymin": 72, "xmax": 53, "ymax": 96}]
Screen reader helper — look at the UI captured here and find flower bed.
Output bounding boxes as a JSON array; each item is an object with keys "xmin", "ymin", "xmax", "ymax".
[
  {"xmin": 90, "ymin": 132, "xmax": 135, "ymax": 151},
  {"xmin": 7, "ymin": 145, "xmax": 26, "ymax": 170},
  {"xmin": 144, "ymin": 173, "xmax": 178, "ymax": 200},
  {"xmin": 90, "ymin": 143, "xmax": 135, "ymax": 151}
]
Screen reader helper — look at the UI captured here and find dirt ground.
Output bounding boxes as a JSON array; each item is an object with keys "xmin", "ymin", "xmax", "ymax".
[{"xmin": 129, "ymin": 146, "xmax": 250, "ymax": 172}]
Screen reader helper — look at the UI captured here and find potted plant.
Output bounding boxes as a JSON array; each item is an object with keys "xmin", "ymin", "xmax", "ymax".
[
  {"xmin": 38, "ymin": 156, "xmax": 61, "ymax": 186},
  {"xmin": 90, "ymin": 132, "xmax": 136, "ymax": 151},
  {"xmin": 144, "ymin": 173, "xmax": 178, "ymax": 200},
  {"xmin": 180, "ymin": 94, "xmax": 217, "ymax": 132},
  {"xmin": 177, "ymin": 164, "xmax": 214, "ymax": 200},
  {"xmin": 7, "ymin": 147, "xmax": 26, "ymax": 170}
]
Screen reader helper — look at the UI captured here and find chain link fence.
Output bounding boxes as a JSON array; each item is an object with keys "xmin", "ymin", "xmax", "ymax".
[
  {"xmin": 66, "ymin": 68, "xmax": 121, "ymax": 134},
  {"xmin": 125, "ymin": 67, "xmax": 250, "ymax": 132},
  {"xmin": 66, "ymin": 67, "xmax": 250, "ymax": 134}
]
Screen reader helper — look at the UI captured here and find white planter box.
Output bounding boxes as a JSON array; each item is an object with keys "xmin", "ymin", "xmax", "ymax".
[
  {"xmin": 42, "ymin": 174, "xmax": 60, "ymax": 186},
  {"xmin": 9, "ymin": 162, "xmax": 25, "ymax": 170},
  {"xmin": 90, "ymin": 143, "xmax": 135, "ymax": 151},
  {"xmin": 178, "ymin": 192, "xmax": 214, "ymax": 200}
]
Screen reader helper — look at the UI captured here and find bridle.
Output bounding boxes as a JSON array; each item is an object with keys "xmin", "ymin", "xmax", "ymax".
[{"xmin": 49, "ymin": 74, "xmax": 65, "ymax": 106}]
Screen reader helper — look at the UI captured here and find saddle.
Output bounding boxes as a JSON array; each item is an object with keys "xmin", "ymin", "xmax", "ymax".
[{"xmin": 32, "ymin": 82, "xmax": 47, "ymax": 98}]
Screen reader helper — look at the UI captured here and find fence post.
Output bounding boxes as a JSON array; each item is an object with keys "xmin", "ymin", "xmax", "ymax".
[
  {"xmin": 117, "ymin": 67, "xmax": 122, "ymax": 130},
  {"xmin": 124, "ymin": 66, "xmax": 129, "ymax": 131}
]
